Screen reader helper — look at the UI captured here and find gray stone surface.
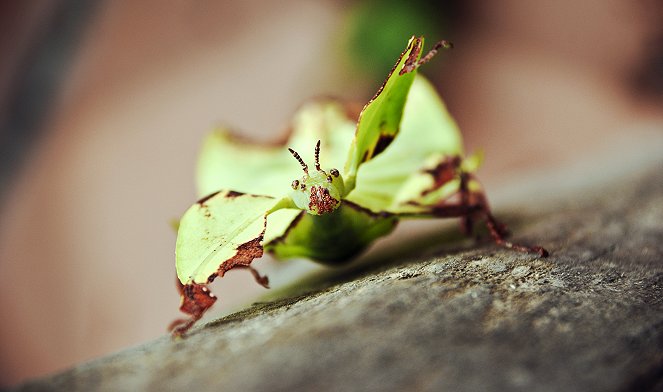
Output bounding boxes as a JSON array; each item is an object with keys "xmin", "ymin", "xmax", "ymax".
[{"xmin": 11, "ymin": 162, "xmax": 663, "ymax": 392}]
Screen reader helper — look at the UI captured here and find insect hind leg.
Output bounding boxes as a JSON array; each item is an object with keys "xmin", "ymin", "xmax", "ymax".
[
  {"xmin": 458, "ymin": 171, "xmax": 474, "ymax": 236},
  {"xmin": 458, "ymin": 173, "xmax": 548, "ymax": 257},
  {"xmin": 485, "ymin": 214, "xmax": 548, "ymax": 256}
]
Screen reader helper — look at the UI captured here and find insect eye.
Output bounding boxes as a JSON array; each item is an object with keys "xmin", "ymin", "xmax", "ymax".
[
  {"xmin": 291, "ymin": 180, "xmax": 299, "ymax": 190},
  {"xmin": 330, "ymin": 168, "xmax": 339, "ymax": 177}
]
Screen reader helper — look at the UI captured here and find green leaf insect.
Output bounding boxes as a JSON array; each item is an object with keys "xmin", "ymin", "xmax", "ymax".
[{"xmin": 169, "ymin": 36, "xmax": 548, "ymax": 337}]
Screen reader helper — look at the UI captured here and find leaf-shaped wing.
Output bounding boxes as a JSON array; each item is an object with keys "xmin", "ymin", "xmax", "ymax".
[
  {"xmin": 176, "ymin": 190, "xmax": 294, "ymax": 285},
  {"xmin": 197, "ymin": 132, "xmax": 291, "ymax": 198},
  {"xmin": 197, "ymin": 101, "xmax": 356, "ymax": 198},
  {"xmin": 343, "ymin": 36, "xmax": 424, "ymax": 191},
  {"xmin": 346, "ymin": 75, "xmax": 466, "ymax": 214}
]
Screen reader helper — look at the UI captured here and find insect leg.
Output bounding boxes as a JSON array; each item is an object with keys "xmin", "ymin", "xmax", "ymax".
[
  {"xmin": 169, "ymin": 279, "xmax": 218, "ymax": 337},
  {"xmin": 407, "ymin": 171, "xmax": 548, "ymax": 257},
  {"xmin": 417, "ymin": 40, "xmax": 453, "ymax": 68},
  {"xmin": 169, "ymin": 264, "xmax": 269, "ymax": 337},
  {"xmin": 400, "ymin": 40, "xmax": 453, "ymax": 75},
  {"xmin": 462, "ymin": 178, "xmax": 549, "ymax": 257},
  {"xmin": 231, "ymin": 265, "xmax": 270, "ymax": 288},
  {"xmin": 484, "ymin": 212, "xmax": 548, "ymax": 256},
  {"xmin": 459, "ymin": 171, "xmax": 474, "ymax": 236}
]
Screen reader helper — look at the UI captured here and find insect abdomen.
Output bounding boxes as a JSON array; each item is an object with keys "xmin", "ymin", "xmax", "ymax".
[{"xmin": 265, "ymin": 202, "xmax": 397, "ymax": 264}]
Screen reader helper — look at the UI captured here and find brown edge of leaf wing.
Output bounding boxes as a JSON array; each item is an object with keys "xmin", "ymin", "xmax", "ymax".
[
  {"xmin": 197, "ymin": 190, "xmax": 222, "ymax": 205},
  {"xmin": 358, "ymin": 36, "xmax": 422, "ymax": 121},
  {"xmin": 370, "ymin": 133, "xmax": 396, "ymax": 158},
  {"xmin": 198, "ymin": 190, "xmax": 274, "ymax": 206},
  {"xmin": 211, "ymin": 220, "xmax": 267, "ymax": 283},
  {"xmin": 197, "ymin": 190, "xmax": 246, "ymax": 205},
  {"xmin": 420, "ymin": 155, "xmax": 462, "ymax": 196},
  {"xmin": 398, "ymin": 37, "xmax": 423, "ymax": 75}
]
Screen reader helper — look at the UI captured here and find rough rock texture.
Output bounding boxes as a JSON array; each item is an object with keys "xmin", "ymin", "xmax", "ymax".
[{"xmin": 12, "ymin": 162, "xmax": 663, "ymax": 392}]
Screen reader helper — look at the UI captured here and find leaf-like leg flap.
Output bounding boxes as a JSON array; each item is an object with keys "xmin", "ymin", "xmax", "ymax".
[
  {"xmin": 171, "ymin": 190, "xmax": 296, "ymax": 336},
  {"xmin": 169, "ymin": 280, "xmax": 217, "ymax": 337}
]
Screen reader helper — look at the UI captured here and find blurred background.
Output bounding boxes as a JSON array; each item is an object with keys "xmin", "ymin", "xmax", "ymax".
[{"xmin": 1, "ymin": 0, "xmax": 662, "ymax": 386}]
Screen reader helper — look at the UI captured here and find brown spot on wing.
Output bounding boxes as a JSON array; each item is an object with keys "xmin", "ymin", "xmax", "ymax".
[
  {"xmin": 197, "ymin": 191, "xmax": 221, "ymax": 205},
  {"xmin": 360, "ymin": 133, "xmax": 397, "ymax": 163},
  {"xmin": 226, "ymin": 190, "xmax": 244, "ymax": 198},
  {"xmin": 197, "ymin": 190, "xmax": 255, "ymax": 206},
  {"xmin": 399, "ymin": 37, "xmax": 423, "ymax": 75},
  {"xmin": 421, "ymin": 156, "xmax": 462, "ymax": 196},
  {"xmin": 372, "ymin": 133, "xmax": 395, "ymax": 157}
]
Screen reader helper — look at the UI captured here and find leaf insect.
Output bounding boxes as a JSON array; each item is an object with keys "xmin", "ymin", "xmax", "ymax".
[{"xmin": 169, "ymin": 37, "xmax": 548, "ymax": 337}]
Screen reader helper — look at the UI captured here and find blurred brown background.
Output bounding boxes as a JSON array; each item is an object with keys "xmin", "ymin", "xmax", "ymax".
[{"xmin": 1, "ymin": 0, "xmax": 662, "ymax": 386}]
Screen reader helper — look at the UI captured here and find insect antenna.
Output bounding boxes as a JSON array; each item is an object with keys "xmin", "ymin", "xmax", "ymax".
[
  {"xmin": 314, "ymin": 140, "xmax": 322, "ymax": 171},
  {"xmin": 314, "ymin": 140, "xmax": 329, "ymax": 177},
  {"xmin": 288, "ymin": 147, "xmax": 308, "ymax": 174}
]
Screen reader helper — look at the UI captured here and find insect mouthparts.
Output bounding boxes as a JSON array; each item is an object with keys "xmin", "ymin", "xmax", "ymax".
[{"xmin": 309, "ymin": 185, "xmax": 339, "ymax": 215}]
